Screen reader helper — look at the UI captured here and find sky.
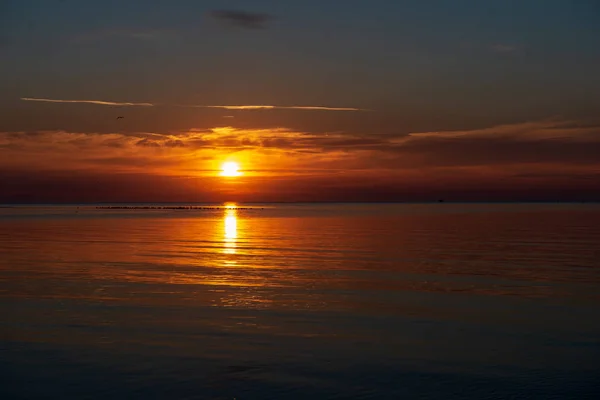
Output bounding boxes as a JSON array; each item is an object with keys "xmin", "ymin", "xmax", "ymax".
[{"xmin": 1, "ymin": 0, "xmax": 599, "ymax": 202}]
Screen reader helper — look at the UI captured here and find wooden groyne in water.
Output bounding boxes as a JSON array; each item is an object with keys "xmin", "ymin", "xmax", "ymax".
[{"xmin": 95, "ymin": 206, "xmax": 263, "ymax": 210}]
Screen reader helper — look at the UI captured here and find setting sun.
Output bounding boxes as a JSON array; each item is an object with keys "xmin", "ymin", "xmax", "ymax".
[{"xmin": 220, "ymin": 161, "xmax": 241, "ymax": 177}]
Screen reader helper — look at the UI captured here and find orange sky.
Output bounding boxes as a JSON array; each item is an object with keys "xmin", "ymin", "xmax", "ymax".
[
  {"xmin": 1, "ymin": 1, "xmax": 599, "ymax": 202},
  {"xmin": 1, "ymin": 115, "xmax": 599, "ymax": 202}
]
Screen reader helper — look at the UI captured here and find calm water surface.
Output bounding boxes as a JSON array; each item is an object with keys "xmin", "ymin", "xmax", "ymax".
[{"xmin": 1, "ymin": 203, "xmax": 599, "ymax": 399}]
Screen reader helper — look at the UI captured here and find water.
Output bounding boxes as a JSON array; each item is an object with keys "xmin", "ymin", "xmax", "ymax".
[{"xmin": 1, "ymin": 203, "xmax": 599, "ymax": 399}]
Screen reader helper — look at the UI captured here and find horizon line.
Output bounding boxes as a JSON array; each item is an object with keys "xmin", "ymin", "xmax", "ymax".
[{"xmin": 1, "ymin": 200, "xmax": 597, "ymax": 206}]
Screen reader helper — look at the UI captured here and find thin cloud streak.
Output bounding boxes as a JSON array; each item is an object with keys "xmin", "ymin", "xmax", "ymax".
[
  {"xmin": 284, "ymin": 106, "xmax": 366, "ymax": 111},
  {"xmin": 21, "ymin": 97, "xmax": 365, "ymax": 111},
  {"xmin": 201, "ymin": 105, "xmax": 366, "ymax": 111},
  {"xmin": 21, "ymin": 97, "xmax": 154, "ymax": 107},
  {"xmin": 203, "ymin": 105, "xmax": 276, "ymax": 110}
]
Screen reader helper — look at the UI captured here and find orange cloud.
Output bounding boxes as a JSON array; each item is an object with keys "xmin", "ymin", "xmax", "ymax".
[
  {"xmin": 3, "ymin": 121, "xmax": 600, "ymax": 173},
  {"xmin": 1, "ymin": 120, "xmax": 599, "ymax": 202}
]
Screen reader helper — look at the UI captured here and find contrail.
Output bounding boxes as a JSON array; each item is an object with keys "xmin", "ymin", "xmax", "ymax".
[
  {"xmin": 21, "ymin": 97, "xmax": 366, "ymax": 111},
  {"xmin": 21, "ymin": 97, "xmax": 154, "ymax": 106},
  {"xmin": 201, "ymin": 105, "xmax": 365, "ymax": 111}
]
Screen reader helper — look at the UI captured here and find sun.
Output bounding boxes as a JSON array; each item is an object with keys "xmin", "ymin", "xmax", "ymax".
[{"xmin": 220, "ymin": 161, "xmax": 241, "ymax": 177}]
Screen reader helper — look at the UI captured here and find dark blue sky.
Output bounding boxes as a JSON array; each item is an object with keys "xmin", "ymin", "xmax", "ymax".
[
  {"xmin": 1, "ymin": 0, "xmax": 599, "ymax": 202},
  {"xmin": 2, "ymin": 0, "xmax": 599, "ymax": 115}
]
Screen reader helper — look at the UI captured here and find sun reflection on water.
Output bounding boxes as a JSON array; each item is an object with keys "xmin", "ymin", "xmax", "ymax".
[{"xmin": 223, "ymin": 204, "xmax": 237, "ymax": 255}]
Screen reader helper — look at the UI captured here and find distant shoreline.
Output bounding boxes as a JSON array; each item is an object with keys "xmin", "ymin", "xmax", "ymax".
[{"xmin": 0, "ymin": 201, "xmax": 598, "ymax": 207}]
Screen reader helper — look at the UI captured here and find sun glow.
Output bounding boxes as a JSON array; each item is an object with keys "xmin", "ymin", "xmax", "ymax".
[{"xmin": 220, "ymin": 161, "xmax": 241, "ymax": 177}]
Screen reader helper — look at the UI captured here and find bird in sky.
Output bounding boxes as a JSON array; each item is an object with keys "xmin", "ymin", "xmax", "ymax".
[{"xmin": 116, "ymin": 116, "xmax": 124, "ymax": 120}]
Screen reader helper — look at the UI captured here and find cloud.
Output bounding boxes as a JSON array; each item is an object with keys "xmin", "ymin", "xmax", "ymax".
[
  {"xmin": 200, "ymin": 105, "xmax": 366, "ymax": 111},
  {"xmin": 21, "ymin": 97, "xmax": 154, "ymax": 107},
  {"xmin": 1, "ymin": 119, "xmax": 600, "ymax": 202},
  {"xmin": 405, "ymin": 119, "xmax": 600, "ymax": 141},
  {"xmin": 209, "ymin": 10, "xmax": 274, "ymax": 30},
  {"xmin": 281, "ymin": 106, "xmax": 365, "ymax": 111},
  {"xmin": 135, "ymin": 138, "xmax": 161, "ymax": 148},
  {"xmin": 362, "ymin": 120, "xmax": 600, "ymax": 169},
  {"xmin": 20, "ymin": 97, "xmax": 365, "ymax": 111},
  {"xmin": 3, "ymin": 121, "xmax": 600, "ymax": 171},
  {"xmin": 205, "ymin": 105, "xmax": 275, "ymax": 110}
]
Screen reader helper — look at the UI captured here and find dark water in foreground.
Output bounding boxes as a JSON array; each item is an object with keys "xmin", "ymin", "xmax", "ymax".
[{"xmin": 1, "ymin": 203, "xmax": 599, "ymax": 399}]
